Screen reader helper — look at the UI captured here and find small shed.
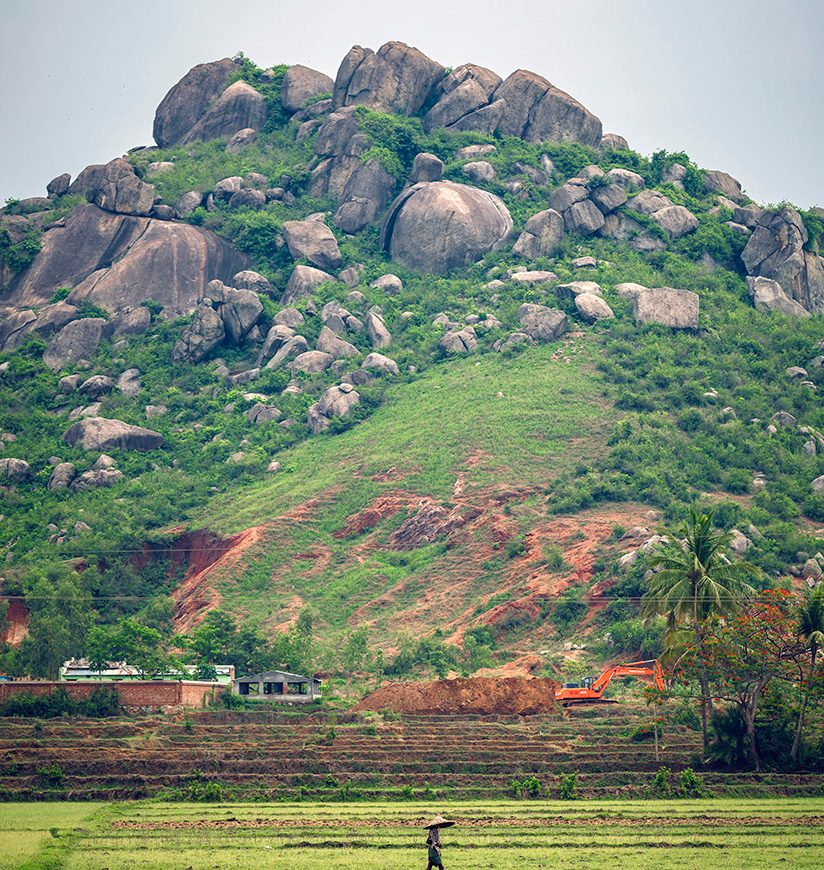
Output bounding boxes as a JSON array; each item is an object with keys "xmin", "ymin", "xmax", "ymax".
[{"xmin": 233, "ymin": 670, "xmax": 321, "ymax": 703}]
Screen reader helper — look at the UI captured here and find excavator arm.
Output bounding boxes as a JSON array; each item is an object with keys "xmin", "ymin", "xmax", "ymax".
[{"xmin": 555, "ymin": 658, "xmax": 665, "ymax": 705}]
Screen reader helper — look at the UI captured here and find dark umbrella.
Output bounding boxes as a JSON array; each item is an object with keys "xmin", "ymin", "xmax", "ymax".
[{"xmin": 423, "ymin": 816, "xmax": 455, "ymax": 829}]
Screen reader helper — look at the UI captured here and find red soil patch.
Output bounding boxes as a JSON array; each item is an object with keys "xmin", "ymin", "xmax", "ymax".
[
  {"xmin": 1, "ymin": 597, "xmax": 28, "ymax": 646},
  {"xmin": 333, "ymin": 490, "xmax": 420, "ymax": 539},
  {"xmin": 354, "ymin": 676, "xmax": 559, "ymax": 716},
  {"xmin": 172, "ymin": 526, "xmax": 267, "ymax": 633}
]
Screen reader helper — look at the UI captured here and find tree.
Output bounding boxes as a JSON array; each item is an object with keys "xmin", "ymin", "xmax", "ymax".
[
  {"xmin": 18, "ymin": 570, "xmax": 92, "ymax": 679},
  {"xmin": 696, "ymin": 591, "xmax": 800, "ymax": 771},
  {"xmin": 89, "ymin": 618, "xmax": 170, "ymax": 678},
  {"xmin": 642, "ymin": 509, "xmax": 759, "ymax": 751},
  {"xmin": 791, "ymin": 584, "xmax": 824, "ymax": 762}
]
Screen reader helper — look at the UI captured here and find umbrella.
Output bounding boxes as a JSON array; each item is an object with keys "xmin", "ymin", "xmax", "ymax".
[{"xmin": 423, "ymin": 815, "xmax": 455, "ymax": 829}]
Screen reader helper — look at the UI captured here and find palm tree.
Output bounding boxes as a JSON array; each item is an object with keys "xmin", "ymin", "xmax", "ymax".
[
  {"xmin": 642, "ymin": 509, "xmax": 760, "ymax": 752},
  {"xmin": 791, "ymin": 584, "xmax": 824, "ymax": 762}
]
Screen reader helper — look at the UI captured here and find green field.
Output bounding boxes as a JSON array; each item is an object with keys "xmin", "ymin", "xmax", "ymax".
[{"xmin": 4, "ymin": 799, "xmax": 823, "ymax": 869}]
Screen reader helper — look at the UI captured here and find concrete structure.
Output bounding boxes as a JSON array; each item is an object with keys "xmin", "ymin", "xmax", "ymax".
[
  {"xmin": 0, "ymin": 680, "xmax": 224, "ymax": 710},
  {"xmin": 60, "ymin": 659, "xmax": 235, "ymax": 685},
  {"xmin": 233, "ymin": 670, "xmax": 321, "ymax": 703}
]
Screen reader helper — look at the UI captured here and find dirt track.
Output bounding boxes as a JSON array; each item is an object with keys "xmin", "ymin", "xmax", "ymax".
[{"xmin": 354, "ymin": 676, "xmax": 559, "ymax": 715}]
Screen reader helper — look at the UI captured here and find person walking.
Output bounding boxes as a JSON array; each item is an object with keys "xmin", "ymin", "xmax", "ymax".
[{"xmin": 423, "ymin": 816, "xmax": 454, "ymax": 869}]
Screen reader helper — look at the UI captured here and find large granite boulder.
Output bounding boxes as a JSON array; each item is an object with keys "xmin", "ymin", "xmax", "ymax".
[
  {"xmin": 179, "ymin": 80, "xmax": 267, "ymax": 144},
  {"xmin": 307, "ymin": 383, "xmax": 360, "ymax": 432},
  {"xmin": 423, "ymin": 64, "xmax": 502, "ymax": 132},
  {"xmin": 746, "ymin": 276, "xmax": 811, "ymax": 317},
  {"xmin": 316, "ymin": 325, "xmax": 359, "ymax": 357},
  {"xmin": 43, "ymin": 318, "xmax": 106, "ymax": 370},
  {"xmin": 91, "ymin": 159, "xmax": 155, "ymax": 216},
  {"xmin": 513, "ymin": 209, "xmax": 564, "ymax": 258},
  {"xmin": 203, "ymin": 280, "xmax": 263, "ymax": 343},
  {"xmin": 517, "ymin": 304, "xmax": 568, "ymax": 342},
  {"xmin": 741, "ymin": 206, "xmax": 824, "ymax": 313},
  {"xmin": 380, "ymin": 181, "xmax": 512, "ymax": 274},
  {"xmin": 281, "ymin": 65, "xmax": 334, "ymax": 112},
  {"xmin": 282, "ymin": 219, "xmax": 343, "ymax": 270},
  {"xmin": 493, "ymin": 70, "xmax": 602, "ymax": 146},
  {"xmin": 153, "ymin": 58, "xmax": 240, "ymax": 147},
  {"xmin": 307, "ymin": 108, "xmax": 369, "ymax": 199},
  {"xmin": 704, "ymin": 169, "xmax": 744, "ymax": 203},
  {"xmin": 280, "ymin": 264, "xmax": 336, "ymax": 304},
  {"xmin": 409, "ymin": 152, "xmax": 444, "ymax": 183},
  {"xmin": 333, "ymin": 42, "xmax": 443, "ymax": 115},
  {"xmin": 6, "ymin": 204, "xmax": 245, "ymax": 314},
  {"xmin": 0, "ymin": 309, "xmax": 37, "ymax": 352},
  {"xmin": 630, "ymin": 286, "xmax": 699, "ymax": 329},
  {"xmin": 171, "ymin": 304, "xmax": 225, "ymax": 363},
  {"xmin": 0, "ymin": 458, "xmax": 30, "ymax": 483},
  {"xmin": 333, "ymin": 158, "xmax": 396, "ymax": 233},
  {"xmin": 63, "ymin": 417, "xmax": 163, "ymax": 451}
]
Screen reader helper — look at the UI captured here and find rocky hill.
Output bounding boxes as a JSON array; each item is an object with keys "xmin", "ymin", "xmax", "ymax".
[{"xmin": 0, "ymin": 41, "xmax": 823, "ymax": 681}]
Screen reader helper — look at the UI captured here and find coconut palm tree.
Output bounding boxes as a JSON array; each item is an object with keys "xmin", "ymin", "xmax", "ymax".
[
  {"xmin": 791, "ymin": 584, "xmax": 824, "ymax": 762},
  {"xmin": 642, "ymin": 509, "xmax": 760, "ymax": 751}
]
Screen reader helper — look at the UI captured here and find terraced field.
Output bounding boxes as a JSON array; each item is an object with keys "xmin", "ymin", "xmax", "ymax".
[
  {"xmin": 6, "ymin": 798, "xmax": 824, "ymax": 869},
  {"xmin": 3, "ymin": 707, "xmax": 823, "ymax": 801}
]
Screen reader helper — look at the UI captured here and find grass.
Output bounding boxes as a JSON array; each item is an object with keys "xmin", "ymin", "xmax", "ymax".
[
  {"xmin": 12, "ymin": 798, "xmax": 824, "ymax": 869},
  {"xmin": 0, "ymin": 802, "xmax": 101, "ymax": 869},
  {"xmin": 191, "ymin": 343, "xmax": 611, "ymax": 635},
  {"xmin": 200, "ymin": 342, "xmax": 609, "ymax": 534}
]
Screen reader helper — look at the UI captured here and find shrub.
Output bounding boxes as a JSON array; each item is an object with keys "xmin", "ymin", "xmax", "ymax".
[
  {"xmin": 679, "ymin": 767, "xmax": 705, "ymax": 797},
  {"xmin": 650, "ymin": 765, "xmax": 673, "ymax": 797},
  {"xmin": 510, "ymin": 775, "xmax": 543, "ymax": 799},
  {"xmin": 37, "ymin": 765, "xmax": 65, "ymax": 786},
  {"xmin": 544, "ymin": 543, "xmax": 570, "ymax": 571},
  {"xmin": 559, "ymin": 772, "xmax": 578, "ymax": 800}
]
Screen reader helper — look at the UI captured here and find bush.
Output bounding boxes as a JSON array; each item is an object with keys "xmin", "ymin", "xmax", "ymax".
[
  {"xmin": 679, "ymin": 767, "xmax": 705, "ymax": 797},
  {"xmin": 0, "ymin": 686, "xmax": 120, "ymax": 718},
  {"xmin": 510, "ymin": 775, "xmax": 542, "ymax": 799},
  {"xmin": 649, "ymin": 765, "xmax": 673, "ymax": 797},
  {"xmin": 559, "ymin": 772, "xmax": 578, "ymax": 800}
]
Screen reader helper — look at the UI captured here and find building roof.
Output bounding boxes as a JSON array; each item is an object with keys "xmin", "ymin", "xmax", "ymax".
[{"xmin": 235, "ymin": 670, "xmax": 319, "ymax": 683}]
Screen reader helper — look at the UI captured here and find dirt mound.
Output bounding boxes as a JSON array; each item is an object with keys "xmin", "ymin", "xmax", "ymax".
[{"xmin": 354, "ymin": 676, "xmax": 559, "ymax": 716}]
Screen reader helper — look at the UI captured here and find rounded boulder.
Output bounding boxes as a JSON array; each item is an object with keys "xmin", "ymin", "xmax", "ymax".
[{"xmin": 380, "ymin": 181, "xmax": 512, "ymax": 275}]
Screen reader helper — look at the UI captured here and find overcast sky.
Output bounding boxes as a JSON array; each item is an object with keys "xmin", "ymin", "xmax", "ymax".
[{"xmin": 1, "ymin": 0, "xmax": 822, "ymax": 207}]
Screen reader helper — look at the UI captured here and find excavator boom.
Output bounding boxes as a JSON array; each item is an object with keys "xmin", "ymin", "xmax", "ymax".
[{"xmin": 555, "ymin": 659, "xmax": 664, "ymax": 706}]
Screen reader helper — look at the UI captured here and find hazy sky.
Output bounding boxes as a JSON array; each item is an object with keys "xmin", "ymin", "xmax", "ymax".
[{"xmin": 1, "ymin": 0, "xmax": 822, "ymax": 207}]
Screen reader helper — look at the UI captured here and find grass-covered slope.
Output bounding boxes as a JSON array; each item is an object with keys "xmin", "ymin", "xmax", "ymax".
[{"xmin": 0, "ymin": 56, "xmax": 823, "ymax": 680}]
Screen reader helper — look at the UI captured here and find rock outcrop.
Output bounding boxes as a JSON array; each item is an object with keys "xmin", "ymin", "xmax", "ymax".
[
  {"xmin": 153, "ymin": 57, "xmax": 241, "ymax": 146},
  {"xmin": 62, "ymin": 417, "xmax": 163, "ymax": 451},
  {"xmin": 620, "ymin": 285, "xmax": 700, "ymax": 329},
  {"xmin": 494, "ymin": 70, "xmax": 602, "ymax": 147},
  {"xmin": 333, "ymin": 158, "xmax": 396, "ymax": 233},
  {"xmin": 307, "ymin": 383, "xmax": 360, "ymax": 432},
  {"xmin": 333, "ymin": 42, "xmax": 443, "ymax": 115},
  {"xmin": 281, "ymin": 65, "xmax": 334, "ymax": 112},
  {"xmin": 746, "ymin": 276, "xmax": 811, "ymax": 317},
  {"xmin": 517, "ymin": 304, "xmax": 568, "ymax": 342},
  {"xmin": 43, "ymin": 318, "xmax": 106, "ymax": 370},
  {"xmin": 6, "ymin": 204, "xmax": 246, "ymax": 314},
  {"xmin": 282, "ymin": 219, "xmax": 343, "ymax": 270},
  {"xmin": 381, "ymin": 181, "xmax": 512, "ymax": 274},
  {"xmin": 741, "ymin": 206, "xmax": 824, "ymax": 313},
  {"xmin": 179, "ymin": 80, "xmax": 267, "ymax": 144}
]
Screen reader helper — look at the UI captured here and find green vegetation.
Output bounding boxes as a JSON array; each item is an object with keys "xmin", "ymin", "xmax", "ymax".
[
  {"xmin": 0, "ymin": 63, "xmax": 822, "ymax": 727},
  {"xmin": 7, "ymin": 799, "xmax": 824, "ymax": 869}
]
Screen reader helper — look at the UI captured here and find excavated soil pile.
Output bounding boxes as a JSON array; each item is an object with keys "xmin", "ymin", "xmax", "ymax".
[{"xmin": 354, "ymin": 677, "xmax": 560, "ymax": 716}]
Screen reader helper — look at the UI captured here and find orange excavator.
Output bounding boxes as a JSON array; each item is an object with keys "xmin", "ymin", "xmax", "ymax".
[{"xmin": 554, "ymin": 659, "xmax": 665, "ymax": 706}]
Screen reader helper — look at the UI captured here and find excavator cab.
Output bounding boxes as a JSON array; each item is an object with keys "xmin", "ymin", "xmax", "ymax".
[{"xmin": 581, "ymin": 676, "xmax": 594, "ymax": 689}]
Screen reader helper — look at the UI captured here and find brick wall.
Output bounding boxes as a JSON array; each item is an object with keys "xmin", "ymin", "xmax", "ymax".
[{"xmin": 0, "ymin": 680, "xmax": 224, "ymax": 710}]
